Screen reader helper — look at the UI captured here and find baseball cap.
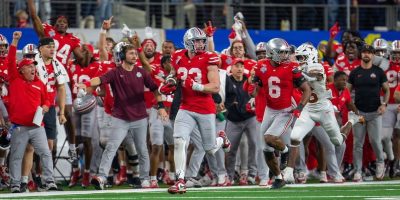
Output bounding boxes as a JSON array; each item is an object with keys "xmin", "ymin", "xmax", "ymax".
[
  {"xmin": 17, "ymin": 58, "xmax": 37, "ymax": 70},
  {"xmin": 232, "ymin": 58, "xmax": 244, "ymax": 66},
  {"xmin": 361, "ymin": 44, "xmax": 375, "ymax": 53},
  {"xmin": 38, "ymin": 37, "xmax": 55, "ymax": 47}
]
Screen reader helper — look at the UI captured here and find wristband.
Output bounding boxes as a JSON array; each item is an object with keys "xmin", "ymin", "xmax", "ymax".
[
  {"xmin": 207, "ymin": 36, "xmax": 213, "ymax": 42},
  {"xmin": 100, "ymin": 29, "xmax": 107, "ymax": 34},
  {"xmin": 192, "ymin": 82, "xmax": 205, "ymax": 92},
  {"xmin": 296, "ymin": 103, "xmax": 304, "ymax": 111},
  {"xmin": 157, "ymin": 101, "xmax": 165, "ymax": 110}
]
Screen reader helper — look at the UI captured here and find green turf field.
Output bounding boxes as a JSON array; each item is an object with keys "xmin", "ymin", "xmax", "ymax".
[{"xmin": 2, "ymin": 181, "xmax": 400, "ymax": 200}]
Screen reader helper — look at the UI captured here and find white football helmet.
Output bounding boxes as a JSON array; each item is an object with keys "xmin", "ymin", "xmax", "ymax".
[
  {"xmin": 295, "ymin": 43, "xmax": 318, "ymax": 67},
  {"xmin": 266, "ymin": 38, "xmax": 291, "ymax": 64},
  {"xmin": 0, "ymin": 34, "xmax": 8, "ymax": 57},
  {"xmin": 372, "ymin": 38, "xmax": 389, "ymax": 58},
  {"xmin": 391, "ymin": 40, "xmax": 400, "ymax": 63},
  {"xmin": 22, "ymin": 44, "xmax": 39, "ymax": 58},
  {"xmin": 183, "ymin": 27, "xmax": 207, "ymax": 54}
]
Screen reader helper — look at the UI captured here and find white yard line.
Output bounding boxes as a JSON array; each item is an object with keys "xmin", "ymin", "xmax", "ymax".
[{"xmin": 1, "ymin": 180, "xmax": 400, "ymax": 199}]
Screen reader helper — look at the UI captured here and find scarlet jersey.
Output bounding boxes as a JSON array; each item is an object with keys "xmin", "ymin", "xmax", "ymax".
[
  {"xmin": 7, "ymin": 45, "xmax": 50, "ymax": 126},
  {"xmin": 334, "ymin": 53, "xmax": 361, "ymax": 75},
  {"xmin": 172, "ymin": 49, "xmax": 219, "ymax": 114},
  {"xmin": 328, "ymin": 83, "xmax": 351, "ymax": 123},
  {"xmin": 385, "ymin": 62, "xmax": 400, "ymax": 104},
  {"xmin": 255, "ymin": 59, "xmax": 302, "ymax": 110},
  {"xmin": 68, "ymin": 61, "xmax": 100, "ymax": 99},
  {"xmin": 150, "ymin": 65, "xmax": 173, "ymax": 107},
  {"xmin": 137, "ymin": 53, "xmax": 162, "ymax": 108},
  {"xmin": 43, "ymin": 23, "xmax": 81, "ymax": 66},
  {"xmin": 96, "ymin": 61, "xmax": 116, "ymax": 114},
  {"xmin": 220, "ymin": 54, "xmax": 256, "ymax": 76},
  {"xmin": 322, "ymin": 62, "xmax": 334, "ymax": 78}
]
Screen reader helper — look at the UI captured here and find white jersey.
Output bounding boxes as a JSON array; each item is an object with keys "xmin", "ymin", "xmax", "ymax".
[{"xmin": 303, "ymin": 63, "xmax": 332, "ymax": 112}]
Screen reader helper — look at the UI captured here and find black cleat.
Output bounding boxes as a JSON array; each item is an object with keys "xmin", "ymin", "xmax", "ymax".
[{"xmin": 270, "ymin": 179, "xmax": 286, "ymax": 189}]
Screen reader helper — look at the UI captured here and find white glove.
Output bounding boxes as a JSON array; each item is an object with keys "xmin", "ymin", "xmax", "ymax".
[
  {"xmin": 1, "ymin": 84, "xmax": 7, "ymax": 97},
  {"xmin": 144, "ymin": 26, "xmax": 156, "ymax": 39},
  {"xmin": 121, "ymin": 24, "xmax": 133, "ymax": 38}
]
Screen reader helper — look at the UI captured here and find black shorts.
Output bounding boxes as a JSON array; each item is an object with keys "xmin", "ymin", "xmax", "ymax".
[{"xmin": 43, "ymin": 106, "xmax": 57, "ymax": 140}]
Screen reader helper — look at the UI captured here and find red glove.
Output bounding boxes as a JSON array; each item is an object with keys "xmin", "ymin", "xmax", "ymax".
[
  {"xmin": 291, "ymin": 104, "xmax": 304, "ymax": 118},
  {"xmin": 329, "ymin": 22, "xmax": 340, "ymax": 39},
  {"xmin": 158, "ymin": 82, "xmax": 177, "ymax": 95},
  {"xmin": 204, "ymin": 21, "xmax": 217, "ymax": 37},
  {"xmin": 228, "ymin": 29, "xmax": 236, "ymax": 40},
  {"xmin": 246, "ymin": 98, "xmax": 256, "ymax": 113}
]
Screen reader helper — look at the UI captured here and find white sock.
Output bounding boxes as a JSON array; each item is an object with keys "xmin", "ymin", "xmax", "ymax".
[
  {"xmin": 169, "ymin": 172, "xmax": 176, "ymax": 180},
  {"xmin": 174, "ymin": 138, "xmax": 187, "ymax": 180},
  {"xmin": 0, "ymin": 157, "xmax": 4, "ymax": 166},
  {"xmin": 21, "ymin": 176, "xmax": 28, "ymax": 183},
  {"xmin": 150, "ymin": 176, "xmax": 157, "ymax": 181},
  {"xmin": 281, "ymin": 145, "xmax": 288, "ymax": 153},
  {"xmin": 275, "ymin": 174, "xmax": 283, "ymax": 180}
]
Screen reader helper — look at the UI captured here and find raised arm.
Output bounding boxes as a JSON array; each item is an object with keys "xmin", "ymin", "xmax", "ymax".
[
  {"xmin": 28, "ymin": 0, "xmax": 45, "ymax": 38},
  {"xmin": 99, "ymin": 17, "xmax": 113, "ymax": 62},
  {"xmin": 8, "ymin": 31, "xmax": 22, "ymax": 81}
]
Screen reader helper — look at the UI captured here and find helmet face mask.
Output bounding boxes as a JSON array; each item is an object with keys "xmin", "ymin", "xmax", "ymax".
[
  {"xmin": 391, "ymin": 40, "xmax": 400, "ymax": 64},
  {"xmin": 22, "ymin": 44, "xmax": 39, "ymax": 58},
  {"xmin": 184, "ymin": 27, "xmax": 208, "ymax": 54},
  {"xmin": 295, "ymin": 43, "xmax": 318, "ymax": 67},
  {"xmin": 373, "ymin": 38, "xmax": 389, "ymax": 58},
  {"xmin": 267, "ymin": 38, "xmax": 291, "ymax": 64},
  {"xmin": 0, "ymin": 34, "xmax": 8, "ymax": 57}
]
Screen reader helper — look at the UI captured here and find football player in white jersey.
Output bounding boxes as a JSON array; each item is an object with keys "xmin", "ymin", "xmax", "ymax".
[{"xmin": 283, "ymin": 43, "xmax": 363, "ymax": 183}]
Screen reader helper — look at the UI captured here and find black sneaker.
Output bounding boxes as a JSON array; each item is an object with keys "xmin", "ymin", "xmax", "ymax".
[
  {"xmin": 33, "ymin": 175, "xmax": 43, "ymax": 188},
  {"xmin": 132, "ymin": 177, "xmax": 142, "ymax": 189},
  {"xmin": 270, "ymin": 178, "xmax": 285, "ymax": 189},
  {"xmin": 11, "ymin": 185, "xmax": 20, "ymax": 193},
  {"xmin": 20, "ymin": 182, "xmax": 28, "ymax": 193},
  {"xmin": 105, "ymin": 176, "xmax": 113, "ymax": 188},
  {"xmin": 342, "ymin": 163, "xmax": 354, "ymax": 180},
  {"xmin": 38, "ymin": 181, "xmax": 58, "ymax": 192}
]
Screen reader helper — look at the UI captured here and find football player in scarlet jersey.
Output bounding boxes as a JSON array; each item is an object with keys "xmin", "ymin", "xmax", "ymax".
[
  {"xmin": 165, "ymin": 27, "xmax": 231, "ymax": 194},
  {"xmin": 28, "ymin": 0, "xmax": 87, "ymax": 163},
  {"xmin": 253, "ymin": 38, "xmax": 311, "ymax": 189}
]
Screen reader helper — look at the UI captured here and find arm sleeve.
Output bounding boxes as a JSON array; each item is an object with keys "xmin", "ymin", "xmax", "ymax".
[
  {"xmin": 379, "ymin": 68, "xmax": 388, "ymax": 85},
  {"xmin": 348, "ymin": 70, "xmax": 355, "ymax": 85},
  {"xmin": 242, "ymin": 30, "xmax": 257, "ymax": 60},
  {"xmin": 99, "ymin": 68, "xmax": 116, "ymax": 85},
  {"xmin": 144, "ymin": 70, "xmax": 158, "ymax": 92},
  {"xmin": 7, "ymin": 45, "xmax": 18, "ymax": 81}
]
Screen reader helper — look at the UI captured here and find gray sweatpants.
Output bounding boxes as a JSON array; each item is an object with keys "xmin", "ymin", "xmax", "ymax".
[
  {"xmin": 226, "ymin": 117, "xmax": 258, "ymax": 180},
  {"xmin": 353, "ymin": 111, "xmax": 385, "ymax": 173},
  {"xmin": 255, "ymin": 121, "xmax": 269, "ymax": 180},
  {"xmin": 97, "ymin": 117, "xmax": 149, "ymax": 180},
  {"xmin": 10, "ymin": 125, "xmax": 54, "ymax": 186}
]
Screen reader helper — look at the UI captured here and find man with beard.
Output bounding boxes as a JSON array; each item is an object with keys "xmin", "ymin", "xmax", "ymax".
[{"xmin": 348, "ymin": 45, "xmax": 390, "ymax": 182}]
